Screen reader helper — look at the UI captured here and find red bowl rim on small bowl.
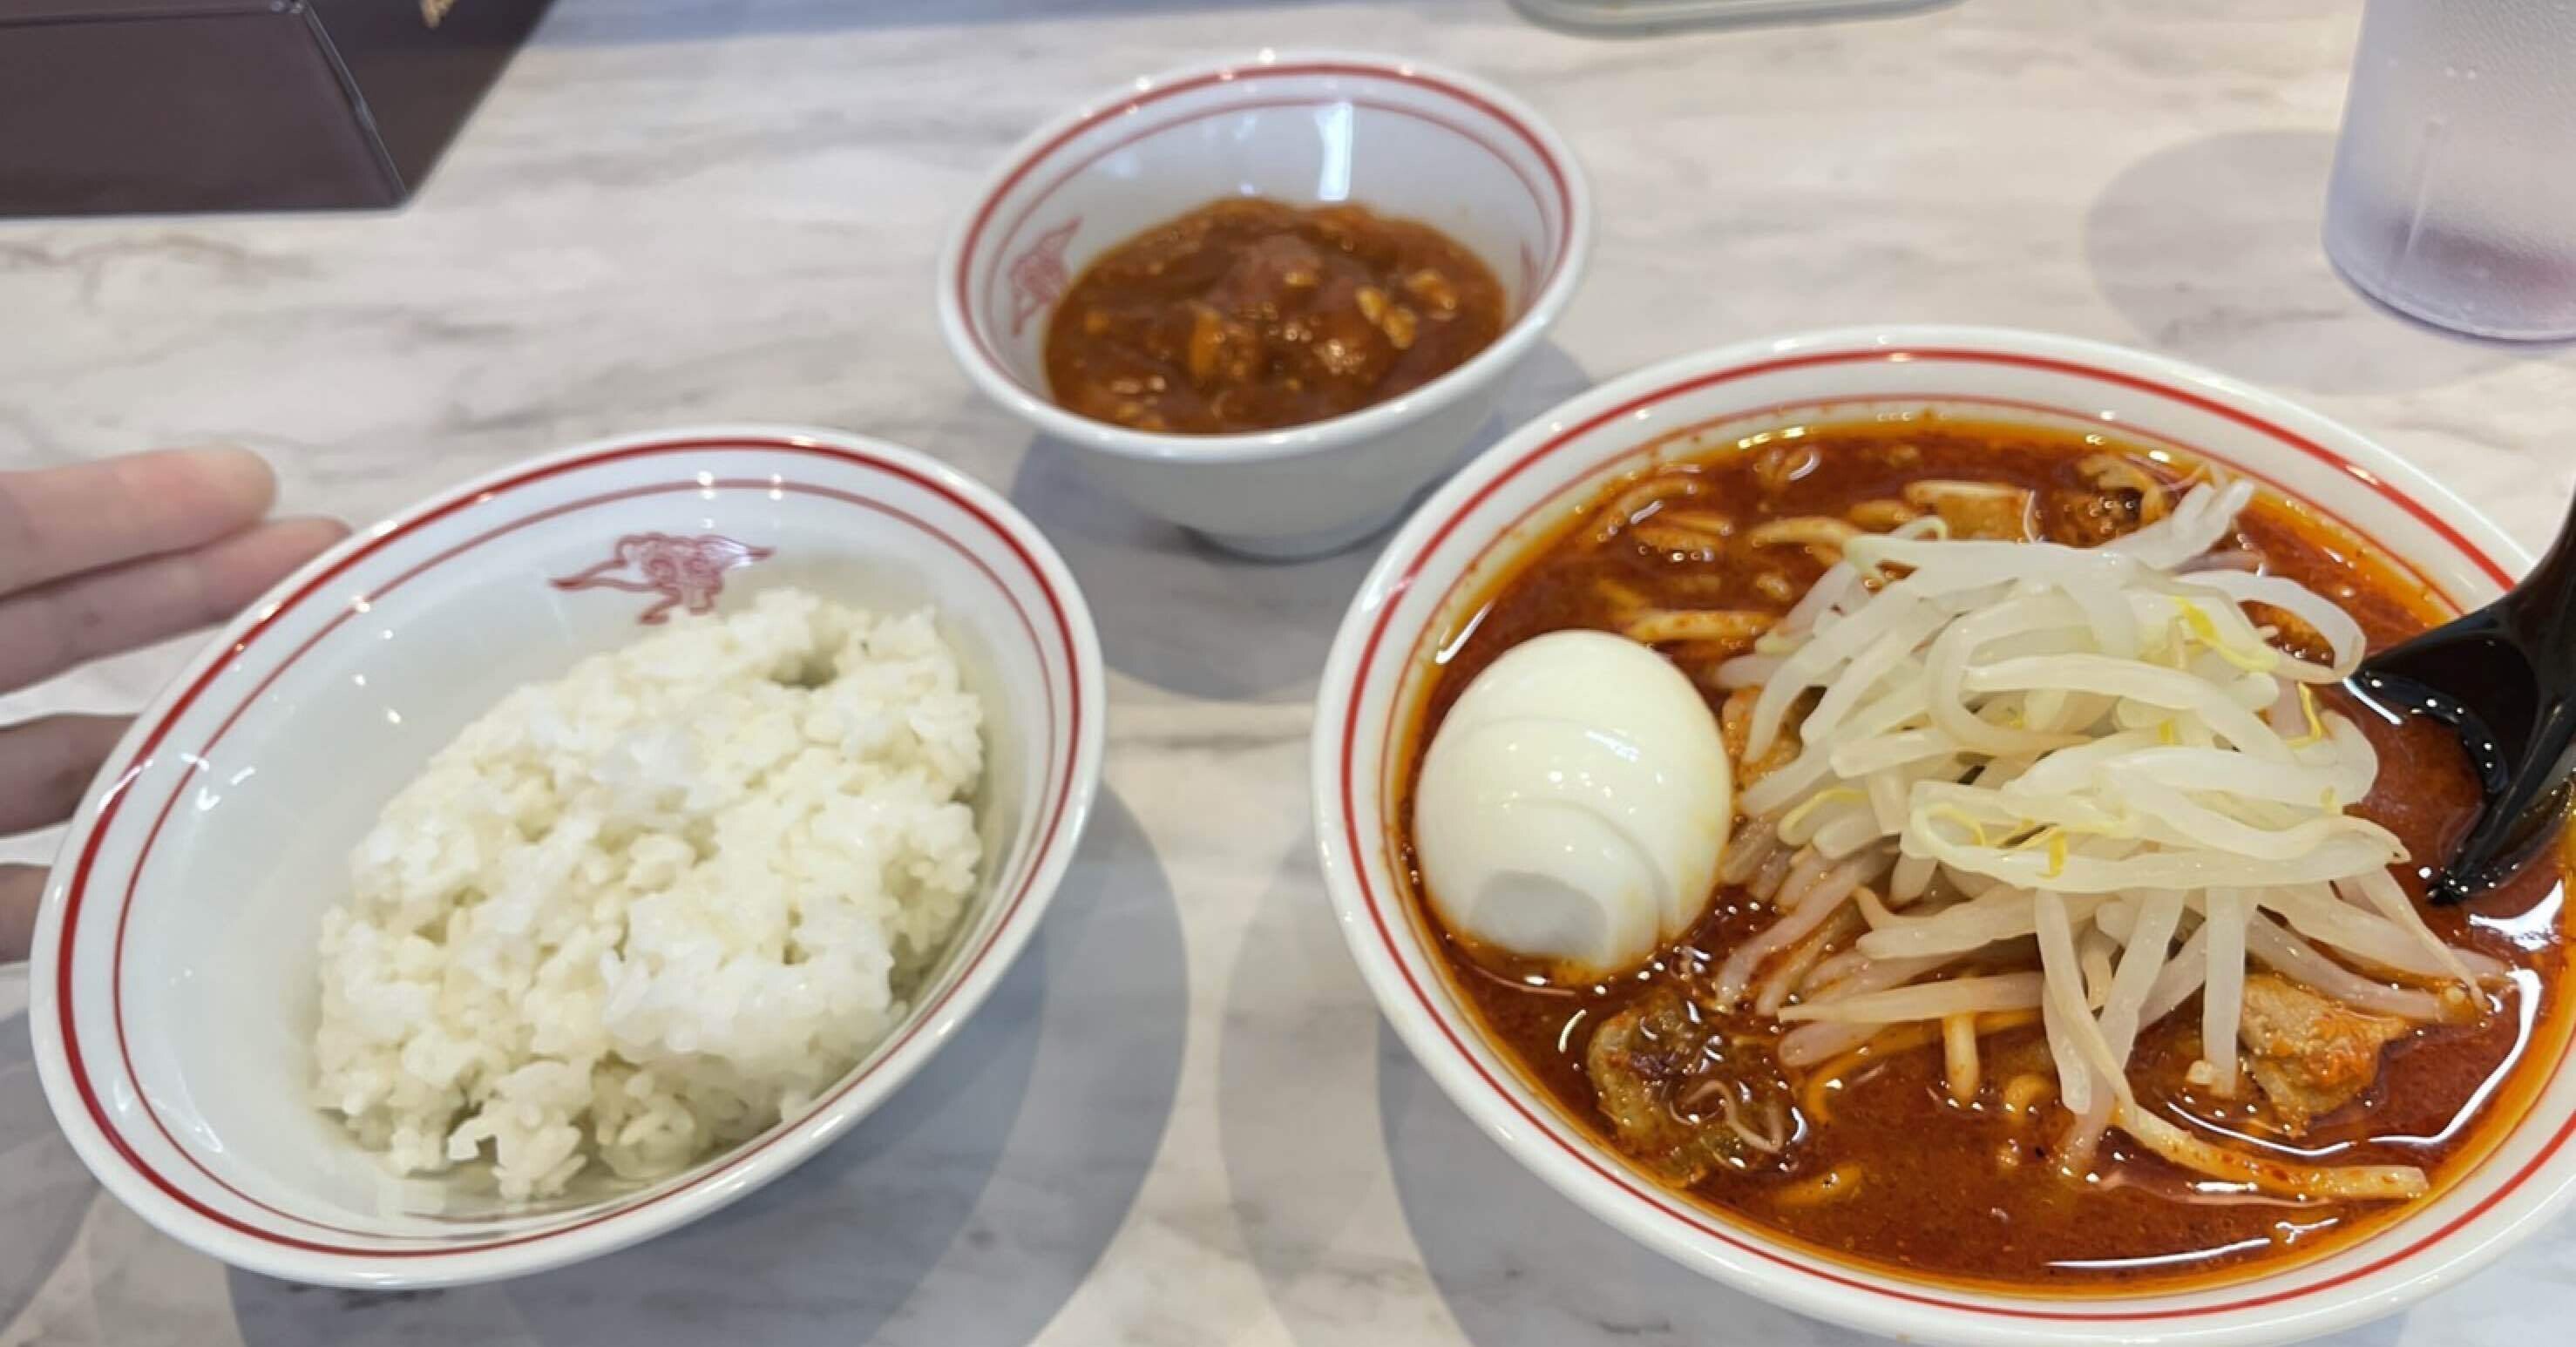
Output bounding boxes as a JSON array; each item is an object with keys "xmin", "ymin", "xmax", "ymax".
[{"xmin": 934, "ymin": 48, "xmax": 1596, "ymax": 465}]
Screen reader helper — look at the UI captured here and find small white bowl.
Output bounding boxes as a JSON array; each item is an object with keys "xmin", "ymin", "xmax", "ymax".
[
  {"xmin": 1312, "ymin": 327, "xmax": 2569, "ymax": 1346},
  {"xmin": 937, "ymin": 50, "xmax": 1593, "ymax": 560},
  {"xmin": 28, "ymin": 426, "xmax": 1106, "ymax": 1288}
]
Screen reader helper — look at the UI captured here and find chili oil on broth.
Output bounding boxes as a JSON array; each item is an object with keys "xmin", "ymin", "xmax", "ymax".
[{"xmin": 1389, "ymin": 416, "xmax": 2576, "ymax": 1291}]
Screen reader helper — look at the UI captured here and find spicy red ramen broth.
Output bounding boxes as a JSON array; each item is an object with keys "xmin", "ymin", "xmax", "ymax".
[{"xmin": 1398, "ymin": 418, "xmax": 2571, "ymax": 1287}]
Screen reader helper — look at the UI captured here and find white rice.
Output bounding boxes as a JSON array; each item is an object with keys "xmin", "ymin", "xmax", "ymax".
[{"xmin": 309, "ymin": 588, "xmax": 985, "ymax": 1201}]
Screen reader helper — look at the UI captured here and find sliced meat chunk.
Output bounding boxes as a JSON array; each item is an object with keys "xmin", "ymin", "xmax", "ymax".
[
  {"xmin": 1847, "ymin": 498, "xmax": 1921, "ymax": 531},
  {"xmin": 2045, "ymin": 454, "xmax": 2174, "ymax": 546},
  {"xmin": 1587, "ymin": 985, "xmax": 1791, "ymax": 1186},
  {"xmin": 1901, "ymin": 480, "xmax": 2035, "ymax": 540},
  {"xmin": 2236, "ymin": 973, "xmax": 2410, "ymax": 1135}
]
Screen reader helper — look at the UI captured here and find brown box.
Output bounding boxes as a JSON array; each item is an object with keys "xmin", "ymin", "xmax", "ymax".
[{"xmin": 0, "ymin": 0, "xmax": 552, "ymax": 218}]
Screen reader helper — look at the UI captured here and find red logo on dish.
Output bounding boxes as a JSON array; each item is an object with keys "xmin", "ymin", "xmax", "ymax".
[
  {"xmin": 1007, "ymin": 216, "xmax": 1081, "ymax": 336},
  {"xmin": 550, "ymin": 533, "xmax": 775, "ymax": 625}
]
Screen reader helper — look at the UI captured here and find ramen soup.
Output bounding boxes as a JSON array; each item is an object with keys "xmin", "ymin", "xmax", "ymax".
[{"xmin": 1399, "ymin": 418, "xmax": 2572, "ymax": 1287}]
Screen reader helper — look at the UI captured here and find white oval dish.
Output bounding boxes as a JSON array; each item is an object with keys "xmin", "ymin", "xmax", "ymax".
[
  {"xmin": 937, "ymin": 50, "xmax": 1594, "ymax": 559},
  {"xmin": 28, "ymin": 426, "xmax": 1106, "ymax": 1289},
  {"xmin": 1312, "ymin": 326, "xmax": 2563, "ymax": 1346}
]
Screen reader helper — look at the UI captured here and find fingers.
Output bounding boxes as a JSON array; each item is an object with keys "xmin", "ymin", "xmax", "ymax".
[
  {"xmin": 0, "ymin": 865, "xmax": 38, "ymax": 964},
  {"xmin": 0, "ymin": 714, "xmax": 125, "ymax": 965},
  {"xmin": 0, "ymin": 448, "xmax": 327, "ymax": 965},
  {"xmin": 0, "ymin": 448, "xmax": 281, "ymax": 597},
  {"xmin": 0, "ymin": 517, "xmax": 350, "ymax": 694},
  {"xmin": 0, "ymin": 714, "xmax": 131, "ymax": 836}
]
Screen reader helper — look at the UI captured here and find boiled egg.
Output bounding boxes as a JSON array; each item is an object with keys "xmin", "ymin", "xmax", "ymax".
[{"xmin": 1413, "ymin": 630, "xmax": 1732, "ymax": 977}]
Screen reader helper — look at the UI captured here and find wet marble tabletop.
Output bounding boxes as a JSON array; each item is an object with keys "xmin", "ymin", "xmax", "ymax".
[{"xmin": 6, "ymin": 0, "xmax": 2576, "ymax": 1343}]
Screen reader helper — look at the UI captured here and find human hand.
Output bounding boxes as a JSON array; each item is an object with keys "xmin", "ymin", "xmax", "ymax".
[{"xmin": 1, "ymin": 450, "xmax": 348, "ymax": 962}]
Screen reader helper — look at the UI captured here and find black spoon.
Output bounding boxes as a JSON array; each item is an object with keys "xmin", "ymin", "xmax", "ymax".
[{"xmin": 2348, "ymin": 491, "xmax": 2576, "ymax": 904}]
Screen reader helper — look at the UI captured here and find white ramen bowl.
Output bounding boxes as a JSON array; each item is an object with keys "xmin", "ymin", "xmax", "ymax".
[
  {"xmin": 937, "ymin": 50, "xmax": 1593, "ymax": 560},
  {"xmin": 1312, "ymin": 327, "xmax": 2567, "ymax": 1346},
  {"xmin": 26, "ymin": 427, "xmax": 1106, "ymax": 1288}
]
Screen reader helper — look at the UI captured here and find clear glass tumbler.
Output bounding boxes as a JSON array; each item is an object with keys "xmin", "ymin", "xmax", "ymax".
[{"xmin": 2324, "ymin": 0, "xmax": 2576, "ymax": 341}]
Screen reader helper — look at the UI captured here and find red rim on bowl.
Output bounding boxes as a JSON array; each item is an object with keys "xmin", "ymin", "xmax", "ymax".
[
  {"xmin": 937, "ymin": 51, "xmax": 1594, "ymax": 464},
  {"xmin": 31, "ymin": 430, "xmax": 1104, "ymax": 1281},
  {"xmin": 952, "ymin": 61, "xmax": 1578, "ymax": 381},
  {"xmin": 1317, "ymin": 335, "xmax": 2566, "ymax": 1342}
]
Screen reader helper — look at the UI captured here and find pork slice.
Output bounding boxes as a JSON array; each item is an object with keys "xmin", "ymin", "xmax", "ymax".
[{"xmin": 2236, "ymin": 973, "xmax": 2410, "ymax": 1135}]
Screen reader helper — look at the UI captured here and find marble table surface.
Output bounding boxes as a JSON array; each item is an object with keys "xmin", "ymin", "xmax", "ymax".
[{"xmin": 7, "ymin": 0, "xmax": 2576, "ymax": 1343}]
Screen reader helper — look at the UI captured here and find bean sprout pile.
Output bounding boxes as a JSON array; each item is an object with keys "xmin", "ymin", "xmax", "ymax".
[{"xmin": 1710, "ymin": 480, "xmax": 2495, "ymax": 1200}]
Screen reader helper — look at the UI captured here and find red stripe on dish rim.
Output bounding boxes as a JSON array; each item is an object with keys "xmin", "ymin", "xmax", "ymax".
[
  {"xmin": 967, "ymin": 93, "xmax": 1565, "ymax": 381},
  {"xmin": 56, "ymin": 437, "xmax": 1087, "ymax": 1258},
  {"xmin": 1339, "ymin": 349, "xmax": 2556, "ymax": 1323},
  {"xmin": 952, "ymin": 58, "xmax": 1576, "ymax": 374},
  {"xmin": 112, "ymin": 477, "xmax": 1057, "ymax": 1241}
]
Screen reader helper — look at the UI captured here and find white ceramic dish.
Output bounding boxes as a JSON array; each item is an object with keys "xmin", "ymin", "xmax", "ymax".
[
  {"xmin": 1312, "ymin": 326, "xmax": 2566, "ymax": 1346},
  {"xmin": 27, "ymin": 426, "xmax": 1106, "ymax": 1289},
  {"xmin": 937, "ymin": 50, "xmax": 1593, "ymax": 559}
]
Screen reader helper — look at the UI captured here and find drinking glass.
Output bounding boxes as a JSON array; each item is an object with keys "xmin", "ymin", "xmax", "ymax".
[{"xmin": 2324, "ymin": 0, "xmax": 2576, "ymax": 341}]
